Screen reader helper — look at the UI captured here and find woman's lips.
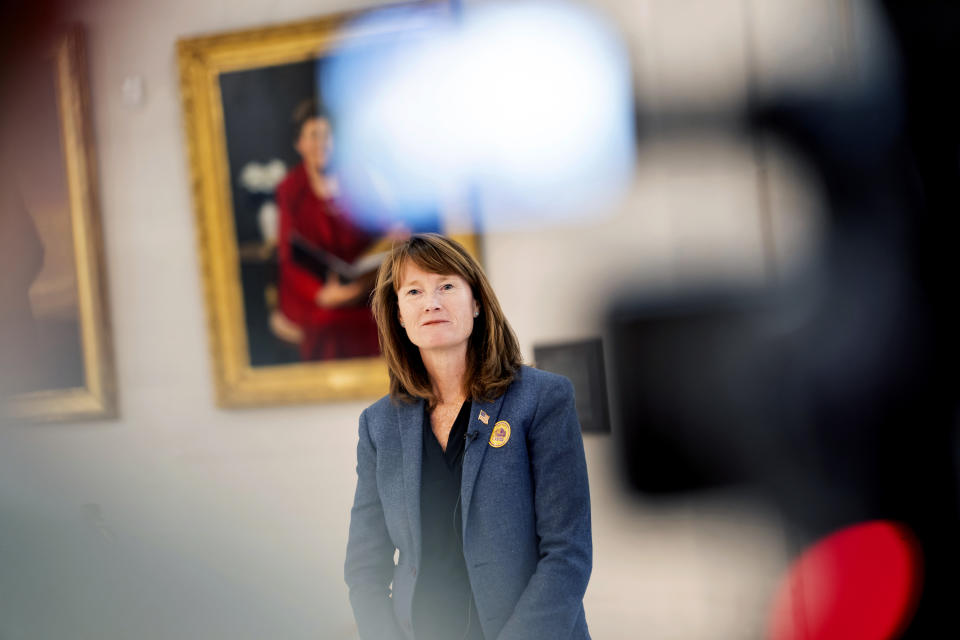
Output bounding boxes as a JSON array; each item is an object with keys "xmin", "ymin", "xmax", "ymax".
[{"xmin": 422, "ymin": 320, "xmax": 448, "ymax": 326}]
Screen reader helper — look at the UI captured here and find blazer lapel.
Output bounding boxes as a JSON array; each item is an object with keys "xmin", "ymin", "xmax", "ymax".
[
  {"xmin": 461, "ymin": 393, "xmax": 507, "ymax": 533},
  {"xmin": 397, "ymin": 399, "xmax": 424, "ymax": 564}
]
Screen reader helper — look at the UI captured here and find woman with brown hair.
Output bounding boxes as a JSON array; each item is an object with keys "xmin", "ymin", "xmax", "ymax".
[{"xmin": 345, "ymin": 233, "xmax": 592, "ymax": 640}]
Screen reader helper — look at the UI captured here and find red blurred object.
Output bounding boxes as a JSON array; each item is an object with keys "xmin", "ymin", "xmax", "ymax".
[{"xmin": 768, "ymin": 521, "xmax": 922, "ymax": 640}]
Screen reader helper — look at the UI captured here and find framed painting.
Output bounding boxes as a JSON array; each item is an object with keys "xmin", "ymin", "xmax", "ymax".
[
  {"xmin": 0, "ymin": 26, "xmax": 117, "ymax": 422},
  {"xmin": 177, "ymin": 4, "xmax": 478, "ymax": 408}
]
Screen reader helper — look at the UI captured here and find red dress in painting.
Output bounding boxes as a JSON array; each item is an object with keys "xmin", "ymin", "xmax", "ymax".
[{"xmin": 274, "ymin": 162, "xmax": 380, "ymax": 361}]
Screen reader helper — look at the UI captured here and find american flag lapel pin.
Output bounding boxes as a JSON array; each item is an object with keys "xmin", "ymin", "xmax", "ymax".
[{"xmin": 478, "ymin": 410, "xmax": 489, "ymax": 425}]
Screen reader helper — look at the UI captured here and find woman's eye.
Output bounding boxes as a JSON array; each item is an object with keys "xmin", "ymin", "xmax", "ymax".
[
  {"xmin": 406, "ymin": 288, "xmax": 420, "ymax": 296},
  {"xmin": 441, "ymin": 283, "xmax": 454, "ymax": 291}
]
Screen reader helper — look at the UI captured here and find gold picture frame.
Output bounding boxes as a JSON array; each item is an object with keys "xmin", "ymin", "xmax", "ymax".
[
  {"xmin": 177, "ymin": 6, "xmax": 478, "ymax": 408},
  {"xmin": 3, "ymin": 26, "xmax": 117, "ymax": 422}
]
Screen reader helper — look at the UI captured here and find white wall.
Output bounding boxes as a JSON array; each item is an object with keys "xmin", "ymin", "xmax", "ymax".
[{"xmin": 0, "ymin": 0, "xmax": 858, "ymax": 638}]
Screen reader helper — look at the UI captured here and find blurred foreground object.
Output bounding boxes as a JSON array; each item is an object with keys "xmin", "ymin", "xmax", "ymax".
[
  {"xmin": 322, "ymin": 0, "xmax": 635, "ymax": 229},
  {"xmin": 767, "ymin": 521, "xmax": 921, "ymax": 640},
  {"xmin": 607, "ymin": 1, "xmax": 959, "ymax": 637}
]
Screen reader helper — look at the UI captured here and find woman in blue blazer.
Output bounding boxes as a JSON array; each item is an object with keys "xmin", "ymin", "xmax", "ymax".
[{"xmin": 345, "ymin": 234, "xmax": 592, "ymax": 640}]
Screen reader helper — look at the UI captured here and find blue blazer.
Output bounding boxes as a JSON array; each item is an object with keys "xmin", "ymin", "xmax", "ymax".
[{"xmin": 345, "ymin": 366, "xmax": 592, "ymax": 640}]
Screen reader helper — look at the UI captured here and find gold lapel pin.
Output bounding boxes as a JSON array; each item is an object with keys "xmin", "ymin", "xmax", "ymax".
[{"xmin": 489, "ymin": 421, "xmax": 511, "ymax": 448}]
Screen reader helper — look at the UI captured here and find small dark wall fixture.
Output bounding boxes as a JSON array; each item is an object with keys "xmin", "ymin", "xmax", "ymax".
[{"xmin": 533, "ymin": 338, "xmax": 610, "ymax": 433}]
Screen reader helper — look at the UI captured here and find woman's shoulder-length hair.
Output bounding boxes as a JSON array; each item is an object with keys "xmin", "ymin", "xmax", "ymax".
[{"xmin": 370, "ymin": 233, "xmax": 523, "ymax": 406}]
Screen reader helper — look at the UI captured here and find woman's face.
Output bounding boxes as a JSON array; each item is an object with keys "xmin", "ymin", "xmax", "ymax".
[
  {"xmin": 294, "ymin": 116, "xmax": 333, "ymax": 170},
  {"xmin": 397, "ymin": 260, "xmax": 479, "ymax": 357}
]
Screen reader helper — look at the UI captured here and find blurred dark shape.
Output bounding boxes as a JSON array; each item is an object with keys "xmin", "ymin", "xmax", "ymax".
[
  {"xmin": 608, "ymin": 2, "xmax": 958, "ymax": 637},
  {"xmin": 608, "ymin": 292, "xmax": 778, "ymax": 494},
  {"xmin": 0, "ymin": 0, "xmax": 69, "ymax": 75}
]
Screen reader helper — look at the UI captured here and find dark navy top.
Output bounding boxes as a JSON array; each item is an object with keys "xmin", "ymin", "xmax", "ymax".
[{"xmin": 412, "ymin": 401, "xmax": 485, "ymax": 640}]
